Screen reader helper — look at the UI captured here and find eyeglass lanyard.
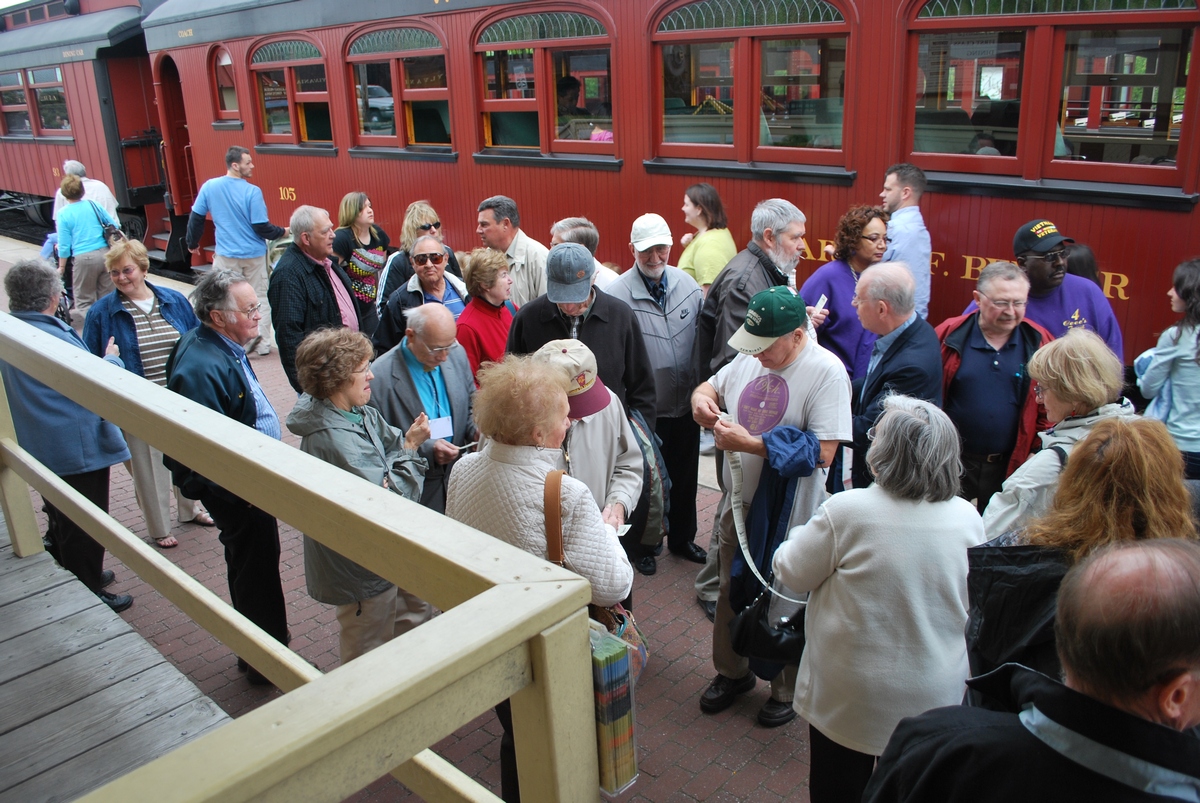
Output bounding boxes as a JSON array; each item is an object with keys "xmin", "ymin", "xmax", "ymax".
[{"xmin": 723, "ymin": 412, "xmax": 807, "ymax": 606}]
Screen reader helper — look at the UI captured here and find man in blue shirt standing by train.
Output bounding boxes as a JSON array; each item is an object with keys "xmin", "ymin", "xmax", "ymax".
[
  {"xmin": 186, "ymin": 146, "xmax": 289, "ymax": 356},
  {"xmin": 879, "ymin": 163, "xmax": 933, "ymax": 319}
]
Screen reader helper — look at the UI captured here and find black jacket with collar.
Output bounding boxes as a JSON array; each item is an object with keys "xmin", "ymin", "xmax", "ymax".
[{"xmin": 850, "ymin": 316, "xmax": 943, "ymax": 488}]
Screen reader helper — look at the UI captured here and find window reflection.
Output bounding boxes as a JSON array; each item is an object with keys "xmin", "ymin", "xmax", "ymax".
[
  {"xmin": 915, "ymin": 31, "xmax": 1024, "ymax": 155},
  {"xmin": 759, "ymin": 38, "xmax": 846, "ymax": 150},
  {"xmin": 553, "ymin": 49, "xmax": 612, "ymax": 141},
  {"xmin": 662, "ymin": 41, "xmax": 735, "ymax": 144},
  {"xmin": 1059, "ymin": 28, "xmax": 1188, "ymax": 165}
]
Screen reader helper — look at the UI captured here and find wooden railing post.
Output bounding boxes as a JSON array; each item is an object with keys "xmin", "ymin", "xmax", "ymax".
[
  {"xmin": 0, "ymin": 372, "xmax": 42, "ymax": 556},
  {"xmin": 510, "ymin": 607, "xmax": 598, "ymax": 802}
]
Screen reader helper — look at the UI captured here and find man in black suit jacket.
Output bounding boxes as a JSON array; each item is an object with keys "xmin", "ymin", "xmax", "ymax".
[{"xmin": 850, "ymin": 263, "xmax": 943, "ymax": 488}]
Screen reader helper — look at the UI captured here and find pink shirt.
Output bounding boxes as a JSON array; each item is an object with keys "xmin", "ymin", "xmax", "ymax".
[{"xmin": 323, "ymin": 260, "xmax": 360, "ymax": 331}]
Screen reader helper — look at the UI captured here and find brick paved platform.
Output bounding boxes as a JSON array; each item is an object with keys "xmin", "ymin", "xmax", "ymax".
[{"xmin": 0, "ymin": 237, "xmax": 813, "ymax": 802}]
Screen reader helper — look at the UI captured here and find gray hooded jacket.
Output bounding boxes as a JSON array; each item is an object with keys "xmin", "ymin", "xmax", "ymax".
[{"xmin": 286, "ymin": 394, "xmax": 427, "ymax": 605}]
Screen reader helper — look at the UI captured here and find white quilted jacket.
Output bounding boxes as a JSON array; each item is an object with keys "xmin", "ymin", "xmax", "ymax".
[{"xmin": 446, "ymin": 441, "xmax": 634, "ymax": 606}]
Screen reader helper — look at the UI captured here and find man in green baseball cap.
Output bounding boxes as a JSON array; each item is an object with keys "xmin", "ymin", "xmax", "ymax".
[{"xmin": 691, "ymin": 285, "xmax": 852, "ymax": 727}]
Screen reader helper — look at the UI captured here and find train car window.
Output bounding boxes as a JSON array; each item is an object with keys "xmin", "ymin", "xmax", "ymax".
[
  {"xmin": 251, "ymin": 39, "xmax": 331, "ymax": 146},
  {"xmin": 915, "ymin": 31, "xmax": 1024, "ymax": 156},
  {"xmin": 476, "ymin": 11, "xmax": 615, "ymax": 155},
  {"xmin": 1058, "ymin": 28, "xmax": 1189, "ymax": 166},
  {"xmin": 213, "ymin": 49, "xmax": 239, "ymax": 118},
  {"xmin": 654, "ymin": 0, "xmax": 849, "ymax": 165},
  {"xmin": 0, "ymin": 71, "xmax": 31, "ymax": 137},
  {"xmin": 911, "ymin": 0, "xmax": 1197, "ymax": 187},
  {"xmin": 26, "ymin": 67, "xmax": 68, "ymax": 135},
  {"xmin": 348, "ymin": 27, "xmax": 451, "ymax": 148}
]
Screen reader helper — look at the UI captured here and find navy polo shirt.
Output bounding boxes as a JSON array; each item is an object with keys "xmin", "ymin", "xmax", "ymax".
[{"xmin": 944, "ymin": 319, "xmax": 1028, "ymax": 455}]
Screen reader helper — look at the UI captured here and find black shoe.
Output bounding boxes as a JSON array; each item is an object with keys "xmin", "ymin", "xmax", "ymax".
[
  {"xmin": 670, "ymin": 542, "xmax": 707, "ymax": 564},
  {"xmin": 652, "ymin": 542, "xmax": 663, "ymax": 556},
  {"xmin": 238, "ymin": 630, "xmax": 291, "ymax": 672},
  {"xmin": 699, "ymin": 672, "xmax": 756, "ymax": 714},
  {"xmin": 99, "ymin": 569, "xmax": 116, "ymax": 589},
  {"xmin": 634, "ymin": 555, "xmax": 657, "ymax": 576},
  {"xmin": 758, "ymin": 698, "xmax": 797, "ymax": 728},
  {"xmin": 699, "ymin": 598, "xmax": 717, "ymax": 622},
  {"xmin": 98, "ymin": 590, "xmax": 133, "ymax": 613},
  {"xmin": 246, "ymin": 667, "xmax": 273, "ymax": 686}
]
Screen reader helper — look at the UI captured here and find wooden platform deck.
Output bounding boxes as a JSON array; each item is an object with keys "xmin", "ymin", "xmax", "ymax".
[{"xmin": 0, "ymin": 516, "xmax": 230, "ymax": 802}]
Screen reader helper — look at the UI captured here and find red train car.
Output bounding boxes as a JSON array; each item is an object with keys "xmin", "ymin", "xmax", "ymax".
[
  {"xmin": 0, "ymin": 0, "xmax": 166, "ymax": 241},
  {"xmin": 139, "ymin": 0, "xmax": 1200, "ymax": 361}
]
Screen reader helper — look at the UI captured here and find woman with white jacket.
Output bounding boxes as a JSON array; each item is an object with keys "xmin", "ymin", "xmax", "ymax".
[
  {"xmin": 773, "ymin": 395, "xmax": 985, "ymax": 803},
  {"xmin": 446, "ymin": 353, "xmax": 633, "ymax": 803}
]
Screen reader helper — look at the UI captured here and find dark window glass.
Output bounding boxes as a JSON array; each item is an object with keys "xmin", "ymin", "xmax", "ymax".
[
  {"xmin": 294, "ymin": 64, "xmax": 327, "ymax": 94},
  {"xmin": 483, "ymin": 49, "xmax": 536, "ymax": 99},
  {"xmin": 488, "ymin": 111, "xmax": 540, "ymax": 147},
  {"xmin": 299, "ymin": 102, "xmax": 332, "ymax": 141}
]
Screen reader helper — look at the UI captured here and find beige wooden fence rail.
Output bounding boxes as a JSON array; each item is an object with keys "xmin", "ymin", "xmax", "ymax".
[{"xmin": 0, "ymin": 312, "xmax": 600, "ymax": 803}]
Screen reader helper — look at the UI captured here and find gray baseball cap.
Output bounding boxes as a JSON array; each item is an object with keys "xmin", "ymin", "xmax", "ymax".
[{"xmin": 546, "ymin": 242, "xmax": 596, "ymax": 304}]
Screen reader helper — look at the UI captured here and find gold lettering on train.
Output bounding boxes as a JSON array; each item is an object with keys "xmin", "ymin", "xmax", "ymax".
[
  {"xmin": 817, "ymin": 240, "xmax": 835, "ymax": 262},
  {"xmin": 960, "ymin": 255, "xmax": 1001, "ymax": 282},
  {"xmin": 930, "ymin": 251, "xmax": 945, "ymax": 276},
  {"xmin": 178, "ymin": 29, "xmax": 194, "ymax": 38},
  {"xmin": 61, "ymin": 49, "xmax": 84, "ymax": 58},
  {"xmin": 1101, "ymin": 271, "xmax": 1130, "ymax": 301},
  {"xmin": 279, "ymin": 187, "xmax": 297, "ymax": 201}
]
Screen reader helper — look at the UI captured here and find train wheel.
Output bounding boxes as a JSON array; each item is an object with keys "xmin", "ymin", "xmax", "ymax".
[
  {"xmin": 118, "ymin": 212, "xmax": 146, "ymax": 242},
  {"xmin": 24, "ymin": 196, "xmax": 54, "ymax": 227}
]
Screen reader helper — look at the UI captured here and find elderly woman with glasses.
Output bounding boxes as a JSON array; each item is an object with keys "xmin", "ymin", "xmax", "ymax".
[
  {"xmin": 82, "ymin": 239, "xmax": 209, "ymax": 548},
  {"xmin": 376, "ymin": 200, "xmax": 462, "ymax": 312},
  {"xmin": 772, "ymin": 394, "xmax": 985, "ymax": 803},
  {"xmin": 286, "ymin": 328, "xmax": 432, "ymax": 665},
  {"xmin": 800, "ymin": 204, "xmax": 891, "ymax": 380},
  {"xmin": 982, "ymin": 328, "xmax": 1136, "ymax": 538},
  {"xmin": 373, "ymin": 234, "xmax": 471, "ymax": 354}
]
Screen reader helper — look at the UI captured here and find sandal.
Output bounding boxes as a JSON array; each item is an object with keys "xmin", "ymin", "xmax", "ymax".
[
  {"xmin": 182, "ymin": 511, "xmax": 215, "ymax": 527},
  {"xmin": 154, "ymin": 535, "xmax": 179, "ymax": 549}
]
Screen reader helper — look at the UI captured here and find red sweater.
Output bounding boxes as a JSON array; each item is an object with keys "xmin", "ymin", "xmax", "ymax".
[{"xmin": 456, "ymin": 297, "xmax": 513, "ymax": 382}]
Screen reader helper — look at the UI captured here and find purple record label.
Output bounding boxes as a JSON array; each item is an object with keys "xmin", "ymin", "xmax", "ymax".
[{"xmin": 736, "ymin": 374, "xmax": 788, "ymax": 435}]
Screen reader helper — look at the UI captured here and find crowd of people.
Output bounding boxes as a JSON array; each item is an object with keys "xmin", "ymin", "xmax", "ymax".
[{"xmin": 10, "ymin": 148, "xmax": 1200, "ymax": 799}]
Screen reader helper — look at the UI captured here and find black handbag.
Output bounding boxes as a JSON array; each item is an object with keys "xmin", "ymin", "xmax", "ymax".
[
  {"xmin": 729, "ymin": 578, "xmax": 806, "ymax": 664},
  {"xmin": 89, "ymin": 201, "xmax": 124, "ymax": 246}
]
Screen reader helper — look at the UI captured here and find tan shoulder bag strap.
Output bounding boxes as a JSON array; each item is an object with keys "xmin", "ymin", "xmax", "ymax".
[{"xmin": 544, "ymin": 470, "xmax": 566, "ymax": 567}]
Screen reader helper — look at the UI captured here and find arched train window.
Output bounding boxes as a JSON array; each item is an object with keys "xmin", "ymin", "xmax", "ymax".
[
  {"xmin": 348, "ymin": 27, "xmax": 451, "ymax": 147},
  {"xmin": 250, "ymin": 39, "xmax": 331, "ymax": 144}
]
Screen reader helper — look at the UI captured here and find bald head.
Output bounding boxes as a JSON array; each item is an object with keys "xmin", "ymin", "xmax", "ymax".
[
  {"xmin": 1056, "ymin": 539, "xmax": 1200, "ymax": 728},
  {"xmin": 855, "ymin": 262, "xmax": 916, "ymax": 335},
  {"xmin": 404, "ymin": 303, "xmax": 457, "ymax": 369}
]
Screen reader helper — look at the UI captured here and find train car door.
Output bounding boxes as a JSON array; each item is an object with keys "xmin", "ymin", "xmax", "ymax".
[{"xmin": 155, "ymin": 56, "xmax": 196, "ymax": 215}]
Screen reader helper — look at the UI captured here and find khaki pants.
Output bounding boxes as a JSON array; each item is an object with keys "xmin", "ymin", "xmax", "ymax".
[
  {"xmin": 334, "ymin": 586, "xmax": 433, "ymax": 665},
  {"xmin": 71, "ymin": 247, "xmax": 112, "ymax": 327},
  {"xmin": 214, "ymin": 254, "xmax": 272, "ymax": 344},
  {"xmin": 713, "ymin": 495, "xmax": 797, "ymax": 702},
  {"xmin": 124, "ymin": 431, "xmax": 200, "ymax": 542}
]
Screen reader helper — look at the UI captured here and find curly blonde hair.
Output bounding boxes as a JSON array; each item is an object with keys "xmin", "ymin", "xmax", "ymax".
[
  {"xmin": 1027, "ymin": 328, "xmax": 1123, "ymax": 413},
  {"xmin": 1024, "ymin": 417, "xmax": 1197, "ymax": 562},
  {"xmin": 474, "ymin": 355, "xmax": 567, "ymax": 446}
]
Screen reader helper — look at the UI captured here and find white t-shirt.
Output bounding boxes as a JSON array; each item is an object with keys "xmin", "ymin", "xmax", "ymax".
[{"xmin": 710, "ymin": 338, "xmax": 852, "ymax": 529}]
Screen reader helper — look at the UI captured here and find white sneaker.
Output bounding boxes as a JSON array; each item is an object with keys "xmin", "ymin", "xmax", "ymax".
[{"xmin": 699, "ymin": 429, "xmax": 715, "ymax": 455}]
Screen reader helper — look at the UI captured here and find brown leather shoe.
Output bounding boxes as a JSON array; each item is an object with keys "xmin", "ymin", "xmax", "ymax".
[{"xmin": 699, "ymin": 672, "xmax": 756, "ymax": 714}]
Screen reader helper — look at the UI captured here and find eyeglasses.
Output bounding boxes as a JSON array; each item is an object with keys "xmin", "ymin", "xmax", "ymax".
[
  {"xmin": 412, "ymin": 251, "xmax": 447, "ymax": 267},
  {"xmin": 1033, "ymin": 383, "xmax": 1046, "ymax": 400},
  {"xmin": 1031, "ymin": 248, "xmax": 1068, "ymax": 263},
  {"xmin": 231, "ymin": 302, "xmax": 263, "ymax": 318},
  {"xmin": 419, "ymin": 335, "xmax": 455, "ymax": 354},
  {"xmin": 867, "ymin": 425, "xmax": 877, "ymax": 441},
  {"xmin": 419, "ymin": 221, "xmax": 442, "ymax": 231},
  {"xmin": 979, "ymin": 293, "xmax": 1027, "ymax": 311},
  {"xmin": 107, "ymin": 266, "xmax": 140, "ymax": 279},
  {"xmin": 861, "ymin": 234, "xmax": 892, "ymax": 245}
]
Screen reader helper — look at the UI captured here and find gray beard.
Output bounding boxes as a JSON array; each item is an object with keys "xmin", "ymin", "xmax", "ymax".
[
  {"xmin": 638, "ymin": 265, "xmax": 666, "ymax": 281},
  {"xmin": 769, "ymin": 244, "xmax": 799, "ymax": 277}
]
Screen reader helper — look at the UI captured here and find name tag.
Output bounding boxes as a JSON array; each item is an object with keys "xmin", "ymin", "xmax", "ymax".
[{"xmin": 429, "ymin": 416, "xmax": 454, "ymax": 440}]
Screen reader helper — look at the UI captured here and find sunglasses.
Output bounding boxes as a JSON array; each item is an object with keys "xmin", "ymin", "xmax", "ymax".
[
  {"xmin": 412, "ymin": 251, "xmax": 447, "ymax": 266},
  {"xmin": 419, "ymin": 221, "xmax": 442, "ymax": 231}
]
